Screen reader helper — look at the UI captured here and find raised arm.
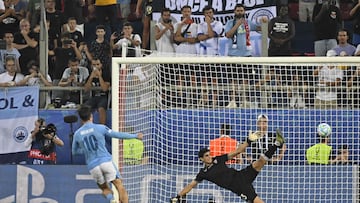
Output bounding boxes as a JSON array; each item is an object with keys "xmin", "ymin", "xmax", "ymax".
[
  {"xmin": 106, "ymin": 129, "xmax": 143, "ymax": 140},
  {"xmin": 227, "ymin": 141, "xmax": 249, "ymax": 160},
  {"xmin": 176, "ymin": 180, "xmax": 198, "ymax": 198}
]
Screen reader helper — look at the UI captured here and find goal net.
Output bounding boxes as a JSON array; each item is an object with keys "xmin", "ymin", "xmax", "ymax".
[{"xmin": 112, "ymin": 54, "xmax": 359, "ymax": 203}]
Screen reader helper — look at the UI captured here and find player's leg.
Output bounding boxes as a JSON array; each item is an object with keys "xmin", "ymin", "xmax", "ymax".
[
  {"xmin": 239, "ymin": 182, "xmax": 264, "ymax": 203},
  {"xmin": 97, "ymin": 97, "xmax": 108, "ymax": 125},
  {"xmin": 98, "ymin": 107, "xmax": 107, "ymax": 125},
  {"xmin": 97, "ymin": 182, "xmax": 114, "ymax": 200},
  {"xmin": 89, "ymin": 165, "xmax": 114, "ymax": 200},
  {"xmin": 111, "ymin": 178, "xmax": 129, "ymax": 203},
  {"xmin": 102, "ymin": 161, "xmax": 129, "ymax": 203},
  {"xmin": 252, "ymin": 129, "xmax": 285, "ymax": 171}
]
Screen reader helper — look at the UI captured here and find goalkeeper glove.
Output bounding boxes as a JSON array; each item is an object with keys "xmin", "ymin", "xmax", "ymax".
[
  {"xmin": 247, "ymin": 130, "xmax": 262, "ymax": 143},
  {"xmin": 170, "ymin": 195, "xmax": 185, "ymax": 203}
]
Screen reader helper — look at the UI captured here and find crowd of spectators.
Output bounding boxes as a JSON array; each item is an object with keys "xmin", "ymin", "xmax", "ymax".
[{"xmin": 0, "ymin": 0, "xmax": 360, "ymax": 112}]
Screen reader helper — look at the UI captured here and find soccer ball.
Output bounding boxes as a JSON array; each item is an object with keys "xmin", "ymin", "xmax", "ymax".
[{"xmin": 317, "ymin": 123, "xmax": 331, "ymax": 137}]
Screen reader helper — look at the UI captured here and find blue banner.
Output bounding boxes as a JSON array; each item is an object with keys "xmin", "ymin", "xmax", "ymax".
[
  {"xmin": 0, "ymin": 87, "xmax": 39, "ymax": 163},
  {"xmin": 0, "ymin": 165, "xmax": 356, "ymax": 203},
  {"xmin": 0, "ymin": 165, "xmax": 107, "ymax": 203}
]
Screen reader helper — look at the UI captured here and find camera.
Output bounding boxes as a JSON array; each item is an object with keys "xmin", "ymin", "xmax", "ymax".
[
  {"xmin": 40, "ymin": 123, "xmax": 57, "ymax": 135},
  {"xmin": 63, "ymin": 39, "xmax": 72, "ymax": 45},
  {"xmin": 37, "ymin": 123, "xmax": 57, "ymax": 155}
]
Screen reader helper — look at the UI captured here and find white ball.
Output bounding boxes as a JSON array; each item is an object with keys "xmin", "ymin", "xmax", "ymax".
[{"xmin": 317, "ymin": 123, "xmax": 331, "ymax": 137}]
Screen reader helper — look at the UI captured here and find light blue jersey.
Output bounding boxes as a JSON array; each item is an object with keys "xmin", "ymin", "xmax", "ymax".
[
  {"xmin": 224, "ymin": 19, "xmax": 257, "ymax": 57},
  {"xmin": 72, "ymin": 122, "xmax": 137, "ymax": 170}
]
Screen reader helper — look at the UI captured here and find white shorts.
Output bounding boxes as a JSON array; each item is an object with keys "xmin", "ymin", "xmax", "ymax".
[{"xmin": 89, "ymin": 161, "xmax": 121, "ymax": 185}]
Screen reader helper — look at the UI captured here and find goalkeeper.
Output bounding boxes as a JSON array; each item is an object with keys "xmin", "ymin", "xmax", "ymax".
[{"xmin": 171, "ymin": 130, "xmax": 285, "ymax": 203}]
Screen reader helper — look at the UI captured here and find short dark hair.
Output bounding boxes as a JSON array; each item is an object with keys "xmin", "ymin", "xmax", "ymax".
[
  {"xmin": 68, "ymin": 57, "xmax": 79, "ymax": 63},
  {"xmin": 202, "ymin": 5, "xmax": 213, "ymax": 13},
  {"xmin": 123, "ymin": 22, "xmax": 132, "ymax": 28},
  {"xmin": 181, "ymin": 5, "xmax": 191, "ymax": 11},
  {"xmin": 5, "ymin": 55, "xmax": 15, "ymax": 63},
  {"xmin": 338, "ymin": 29, "xmax": 349, "ymax": 36},
  {"xmin": 26, "ymin": 60, "xmax": 39, "ymax": 70},
  {"xmin": 96, "ymin": 24, "xmax": 106, "ymax": 31},
  {"xmin": 67, "ymin": 17, "xmax": 76, "ymax": 22},
  {"xmin": 198, "ymin": 148, "xmax": 210, "ymax": 158},
  {"xmin": 234, "ymin": 4, "xmax": 245, "ymax": 10},
  {"xmin": 161, "ymin": 8, "xmax": 171, "ymax": 15},
  {"xmin": 77, "ymin": 104, "xmax": 92, "ymax": 121}
]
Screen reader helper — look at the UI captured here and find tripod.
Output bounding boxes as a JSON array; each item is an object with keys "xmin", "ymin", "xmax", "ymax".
[{"xmin": 64, "ymin": 115, "xmax": 78, "ymax": 164}]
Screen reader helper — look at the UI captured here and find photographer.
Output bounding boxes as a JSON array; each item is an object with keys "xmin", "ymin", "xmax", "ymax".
[{"xmin": 26, "ymin": 118, "xmax": 64, "ymax": 165}]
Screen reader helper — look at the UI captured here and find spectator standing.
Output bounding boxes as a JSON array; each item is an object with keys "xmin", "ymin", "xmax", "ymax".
[
  {"xmin": 225, "ymin": 4, "xmax": 266, "ymax": 57},
  {"xmin": 58, "ymin": 58, "xmax": 89, "ymax": 104},
  {"xmin": 154, "ymin": 8, "xmax": 175, "ymax": 53},
  {"xmin": 0, "ymin": 0, "xmax": 21, "ymax": 38},
  {"xmin": 0, "ymin": 56, "xmax": 24, "ymax": 87},
  {"xmin": 52, "ymin": 32, "xmax": 81, "ymax": 81},
  {"xmin": 328, "ymin": 30, "xmax": 355, "ymax": 107},
  {"xmin": 268, "ymin": 5, "xmax": 296, "ymax": 56},
  {"xmin": 66, "ymin": 17, "xmax": 84, "ymax": 47},
  {"xmin": 350, "ymin": 0, "xmax": 360, "ymax": 46},
  {"xmin": 299, "ymin": 0, "xmax": 316, "ymax": 22},
  {"xmin": 173, "ymin": 5, "xmax": 198, "ymax": 55},
  {"xmin": 89, "ymin": 25, "xmax": 112, "ymax": 69},
  {"xmin": 332, "ymin": 29, "xmax": 356, "ymax": 56},
  {"xmin": 136, "ymin": 0, "xmax": 152, "ymax": 50},
  {"xmin": 0, "ymin": 32, "xmax": 21, "ymax": 73},
  {"xmin": 84, "ymin": 58, "xmax": 110, "ymax": 125},
  {"xmin": 209, "ymin": 124, "xmax": 241, "ymax": 164},
  {"xmin": 117, "ymin": 0, "xmax": 130, "ymax": 21},
  {"xmin": 42, "ymin": 0, "xmax": 63, "ymax": 44},
  {"xmin": 111, "ymin": 22, "xmax": 142, "ymax": 57},
  {"xmin": 26, "ymin": 0, "xmax": 41, "ymax": 28},
  {"xmin": 312, "ymin": 0, "xmax": 342, "ymax": 56},
  {"xmin": 197, "ymin": 5, "xmax": 223, "ymax": 56},
  {"xmin": 13, "ymin": 0, "xmax": 28, "ymax": 20},
  {"xmin": 13, "ymin": 19, "xmax": 39, "ymax": 75},
  {"xmin": 62, "ymin": 0, "xmax": 86, "ymax": 35},
  {"xmin": 78, "ymin": 41, "xmax": 93, "ymax": 72},
  {"xmin": 313, "ymin": 50, "xmax": 343, "ymax": 109},
  {"xmin": 88, "ymin": 0, "xmax": 117, "ymax": 34}
]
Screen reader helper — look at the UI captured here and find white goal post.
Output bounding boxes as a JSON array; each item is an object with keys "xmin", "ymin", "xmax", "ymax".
[{"xmin": 111, "ymin": 55, "xmax": 360, "ymax": 203}]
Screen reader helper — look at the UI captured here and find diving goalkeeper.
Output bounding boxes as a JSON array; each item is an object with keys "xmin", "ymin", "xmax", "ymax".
[{"xmin": 171, "ymin": 129, "xmax": 285, "ymax": 203}]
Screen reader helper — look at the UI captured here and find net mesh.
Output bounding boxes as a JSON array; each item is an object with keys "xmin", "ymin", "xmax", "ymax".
[{"xmin": 112, "ymin": 53, "xmax": 359, "ymax": 203}]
